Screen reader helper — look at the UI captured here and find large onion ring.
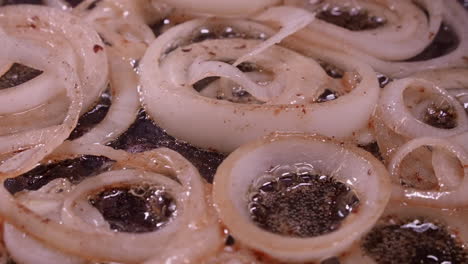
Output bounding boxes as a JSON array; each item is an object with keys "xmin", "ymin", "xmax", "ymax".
[
  {"xmin": 213, "ymin": 133, "xmax": 391, "ymax": 262},
  {"xmin": 140, "ymin": 18, "xmax": 379, "ymax": 153},
  {"xmin": 0, "ymin": 143, "xmax": 222, "ymax": 263},
  {"xmin": 288, "ymin": 0, "xmax": 443, "ymax": 61}
]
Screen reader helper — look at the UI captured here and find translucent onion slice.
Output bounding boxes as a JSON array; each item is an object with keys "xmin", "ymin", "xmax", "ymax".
[
  {"xmin": 290, "ymin": 0, "xmax": 468, "ymax": 78},
  {"xmin": 341, "ymin": 201, "xmax": 468, "ymax": 263},
  {"xmin": 288, "ymin": 0, "xmax": 443, "ymax": 61},
  {"xmin": 4, "ymin": 179, "xmax": 85, "ymax": 264},
  {"xmin": 388, "ymin": 136, "xmax": 468, "ymax": 207},
  {"xmin": 73, "ymin": 49, "xmax": 139, "ymax": 145},
  {"xmin": 159, "ymin": 0, "xmax": 280, "ymax": 17},
  {"xmin": 0, "ymin": 5, "xmax": 108, "ymax": 113},
  {"xmin": 233, "ymin": 6, "xmax": 315, "ymax": 66},
  {"xmin": 4, "ymin": 224, "xmax": 85, "ymax": 264},
  {"xmin": 213, "ymin": 133, "xmax": 391, "ymax": 262},
  {"xmin": 374, "ymin": 78, "xmax": 468, "ymax": 160},
  {"xmin": 0, "ymin": 33, "xmax": 83, "ymax": 176},
  {"xmin": 140, "ymin": 18, "xmax": 379, "ymax": 152},
  {"xmin": 0, "ymin": 143, "xmax": 222, "ymax": 263}
]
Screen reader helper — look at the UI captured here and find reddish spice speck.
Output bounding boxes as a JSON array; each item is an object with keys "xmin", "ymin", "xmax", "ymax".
[
  {"xmin": 274, "ymin": 108, "xmax": 281, "ymax": 116},
  {"xmin": 234, "ymin": 44, "xmax": 247, "ymax": 49},
  {"xmin": 209, "ymin": 51, "xmax": 216, "ymax": 56},
  {"xmin": 30, "ymin": 23, "xmax": 37, "ymax": 29},
  {"xmin": 419, "ymin": 87, "xmax": 425, "ymax": 93},
  {"xmin": 429, "ymin": 32, "xmax": 435, "ymax": 39},
  {"xmin": 93, "ymin": 44, "xmax": 104, "ymax": 53},
  {"xmin": 181, "ymin": 48, "xmax": 192, "ymax": 52},
  {"xmin": 302, "ymin": 108, "xmax": 306, "ymax": 114},
  {"xmin": 367, "ymin": 169, "xmax": 372, "ymax": 175}
]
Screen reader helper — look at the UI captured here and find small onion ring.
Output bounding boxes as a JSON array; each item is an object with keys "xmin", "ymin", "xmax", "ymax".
[
  {"xmin": 374, "ymin": 78, "xmax": 468, "ymax": 160},
  {"xmin": 213, "ymin": 133, "xmax": 391, "ymax": 263},
  {"xmin": 388, "ymin": 136, "xmax": 468, "ymax": 207}
]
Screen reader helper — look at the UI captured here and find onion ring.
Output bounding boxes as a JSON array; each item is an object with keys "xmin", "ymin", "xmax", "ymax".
[
  {"xmin": 0, "ymin": 143, "xmax": 222, "ymax": 263},
  {"xmin": 0, "ymin": 5, "xmax": 108, "ymax": 113},
  {"xmin": 213, "ymin": 133, "xmax": 391, "ymax": 262},
  {"xmin": 140, "ymin": 18, "xmax": 379, "ymax": 152},
  {"xmin": 374, "ymin": 78, "xmax": 468, "ymax": 160},
  {"xmin": 388, "ymin": 136, "xmax": 468, "ymax": 207}
]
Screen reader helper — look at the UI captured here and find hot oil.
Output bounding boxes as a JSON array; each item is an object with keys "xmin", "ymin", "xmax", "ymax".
[
  {"xmin": 4, "ymin": 155, "xmax": 115, "ymax": 194},
  {"xmin": 248, "ymin": 164, "xmax": 359, "ymax": 237},
  {"xmin": 363, "ymin": 217, "xmax": 468, "ymax": 264},
  {"xmin": 89, "ymin": 183, "xmax": 176, "ymax": 233}
]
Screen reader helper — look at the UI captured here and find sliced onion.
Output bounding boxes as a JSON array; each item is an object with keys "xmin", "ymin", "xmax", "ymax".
[
  {"xmin": 140, "ymin": 18, "xmax": 379, "ymax": 152},
  {"xmin": 289, "ymin": 0, "xmax": 443, "ymax": 61},
  {"xmin": 233, "ymin": 6, "xmax": 315, "ymax": 66},
  {"xmin": 388, "ymin": 136, "xmax": 468, "ymax": 207},
  {"xmin": 213, "ymin": 133, "xmax": 391, "ymax": 262},
  {"xmin": 374, "ymin": 78, "xmax": 468, "ymax": 160},
  {"xmin": 4, "ymin": 224, "xmax": 85, "ymax": 264},
  {"xmin": 413, "ymin": 68, "xmax": 468, "ymax": 109},
  {"xmin": 0, "ymin": 144, "xmax": 222, "ymax": 263},
  {"xmin": 158, "ymin": 0, "xmax": 280, "ymax": 17},
  {"xmin": 291, "ymin": 0, "xmax": 468, "ymax": 77},
  {"xmin": 3, "ymin": 178, "xmax": 84, "ymax": 264},
  {"xmin": 73, "ymin": 49, "xmax": 139, "ymax": 145},
  {"xmin": 0, "ymin": 5, "xmax": 108, "ymax": 113},
  {"xmin": 341, "ymin": 201, "xmax": 468, "ymax": 263},
  {"xmin": 0, "ymin": 32, "xmax": 83, "ymax": 176}
]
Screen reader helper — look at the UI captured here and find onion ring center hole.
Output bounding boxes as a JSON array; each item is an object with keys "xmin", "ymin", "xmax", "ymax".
[
  {"xmin": 247, "ymin": 163, "xmax": 359, "ymax": 237},
  {"xmin": 88, "ymin": 183, "xmax": 176, "ymax": 233},
  {"xmin": 405, "ymin": 22, "xmax": 460, "ymax": 62},
  {"xmin": 0, "ymin": 63, "xmax": 43, "ymax": 90},
  {"xmin": 162, "ymin": 23, "xmax": 269, "ymax": 59},
  {"xmin": 191, "ymin": 25, "xmax": 268, "ymax": 44},
  {"xmin": 403, "ymin": 85, "xmax": 458, "ymax": 129},
  {"xmin": 314, "ymin": 4, "xmax": 386, "ymax": 31}
]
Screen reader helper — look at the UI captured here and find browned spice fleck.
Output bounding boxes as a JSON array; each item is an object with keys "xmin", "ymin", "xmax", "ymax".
[{"xmin": 93, "ymin": 44, "xmax": 104, "ymax": 53}]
